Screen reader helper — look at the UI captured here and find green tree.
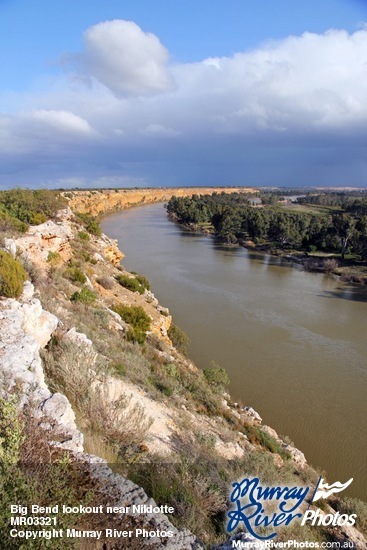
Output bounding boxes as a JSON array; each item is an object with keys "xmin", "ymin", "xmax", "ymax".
[{"xmin": 332, "ymin": 213, "xmax": 356, "ymax": 259}]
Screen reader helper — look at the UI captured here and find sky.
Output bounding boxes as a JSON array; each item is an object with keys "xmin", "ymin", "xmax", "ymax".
[{"xmin": 1, "ymin": 0, "xmax": 367, "ymax": 189}]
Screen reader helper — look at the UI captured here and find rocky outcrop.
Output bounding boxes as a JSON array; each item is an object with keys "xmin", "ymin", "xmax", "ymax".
[
  {"xmin": 0, "ymin": 281, "xmax": 83, "ymax": 452},
  {"xmin": 66, "ymin": 187, "xmax": 255, "ymax": 217},
  {"xmin": 4, "ymin": 210, "xmax": 74, "ymax": 265}
]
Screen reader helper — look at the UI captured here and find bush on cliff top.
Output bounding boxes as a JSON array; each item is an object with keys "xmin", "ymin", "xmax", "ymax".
[
  {"xmin": 0, "ymin": 250, "xmax": 27, "ymax": 298},
  {"xmin": 0, "ymin": 188, "xmax": 66, "ymax": 229},
  {"xmin": 74, "ymin": 212, "xmax": 102, "ymax": 236}
]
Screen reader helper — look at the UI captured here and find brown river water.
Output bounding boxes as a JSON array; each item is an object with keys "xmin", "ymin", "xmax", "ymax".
[{"xmin": 102, "ymin": 203, "xmax": 367, "ymax": 500}]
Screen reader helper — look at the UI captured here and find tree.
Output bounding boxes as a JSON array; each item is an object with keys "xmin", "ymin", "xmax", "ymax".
[{"xmin": 332, "ymin": 213, "xmax": 356, "ymax": 260}]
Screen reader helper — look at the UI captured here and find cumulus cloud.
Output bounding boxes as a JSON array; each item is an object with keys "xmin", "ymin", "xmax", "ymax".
[
  {"xmin": 76, "ymin": 20, "xmax": 173, "ymax": 97},
  {"xmin": 171, "ymin": 28, "xmax": 367, "ymax": 132},
  {"xmin": 30, "ymin": 110, "xmax": 95, "ymax": 135},
  {"xmin": 1, "ymin": 23, "xmax": 367, "ymax": 187}
]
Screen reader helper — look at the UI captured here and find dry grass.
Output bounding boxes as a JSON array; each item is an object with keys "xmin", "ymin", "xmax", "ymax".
[{"xmin": 42, "ymin": 339, "xmax": 152, "ymax": 460}]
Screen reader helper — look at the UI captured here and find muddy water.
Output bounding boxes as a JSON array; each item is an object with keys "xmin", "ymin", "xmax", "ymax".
[{"xmin": 102, "ymin": 204, "xmax": 367, "ymax": 500}]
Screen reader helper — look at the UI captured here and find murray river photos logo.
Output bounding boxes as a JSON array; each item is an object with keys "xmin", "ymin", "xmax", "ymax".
[{"xmin": 227, "ymin": 476, "xmax": 356, "ymax": 540}]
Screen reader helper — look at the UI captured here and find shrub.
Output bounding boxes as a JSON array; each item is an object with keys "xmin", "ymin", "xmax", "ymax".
[
  {"xmin": 47, "ymin": 251, "xmax": 61, "ymax": 264},
  {"xmin": 77, "ymin": 231, "xmax": 90, "ymax": 241},
  {"xmin": 0, "ymin": 250, "xmax": 27, "ymax": 298},
  {"xmin": 125, "ymin": 328, "xmax": 147, "ymax": 344},
  {"xmin": 42, "ymin": 340, "xmax": 152, "ymax": 457},
  {"xmin": 242, "ymin": 425, "xmax": 290, "ymax": 459},
  {"xmin": 134, "ymin": 273, "xmax": 151, "ymax": 291},
  {"xmin": 0, "ymin": 396, "xmax": 98, "ymax": 549},
  {"xmin": 0, "ymin": 212, "xmax": 28, "ymax": 234},
  {"xmin": 0, "ymin": 188, "xmax": 66, "ymax": 225},
  {"xmin": 113, "ymin": 363, "xmax": 126, "ymax": 376},
  {"xmin": 154, "ymin": 381, "xmax": 174, "ymax": 397},
  {"xmin": 203, "ymin": 362, "xmax": 230, "ymax": 390},
  {"xmin": 70, "ymin": 286, "xmax": 96, "ymax": 305},
  {"xmin": 323, "ymin": 258, "xmax": 338, "ymax": 274},
  {"xmin": 116, "ymin": 274, "xmax": 145, "ymax": 294},
  {"xmin": 63, "ymin": 266, "xmax": 86, "ymax": 284},
  {"xmin": 167, "ymin": 323, "xmax": 190, "ymax": 355},
  {"xmin": 75, "ymin": 213, "xmax": 102, "ymax": 236},
  {"xmin": 112, "ymin": 304, "xmax": 151, "ymax": 344}
]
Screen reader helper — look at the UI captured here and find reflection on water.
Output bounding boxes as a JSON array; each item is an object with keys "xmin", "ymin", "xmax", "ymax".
[{"xmin": 102, "ymin": 204, "xmax": 367, "ymax": 500}]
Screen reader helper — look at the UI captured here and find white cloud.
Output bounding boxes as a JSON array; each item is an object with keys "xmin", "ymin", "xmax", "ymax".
[
  {"xmin": 30, "ymin": 109, "xmax": 95, "ymax": 135},
  {"xmin": 1, "ymin": 24, "xmax": 367, "ymax": 187},
  {"xmin": 78, "ymin": 20, "xmax": 173, "ymax": 97}
]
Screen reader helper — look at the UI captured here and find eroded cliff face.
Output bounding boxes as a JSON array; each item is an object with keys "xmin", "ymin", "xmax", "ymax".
[{"xmin": 66, "ymin": 187, "xmax": 256, "ymax": 216}]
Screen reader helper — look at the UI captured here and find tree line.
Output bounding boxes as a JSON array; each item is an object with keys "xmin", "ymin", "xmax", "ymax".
[{"xmin": 166, "ymin": 191, "xmax": 367, "ymax": 260}]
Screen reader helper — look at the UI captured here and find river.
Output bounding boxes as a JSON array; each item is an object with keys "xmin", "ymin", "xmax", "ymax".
[{"xmin": 102, "ymin": 203, "xmax": 367, "ymax": 500}]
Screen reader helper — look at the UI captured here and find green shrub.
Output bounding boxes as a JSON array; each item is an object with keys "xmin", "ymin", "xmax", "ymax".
[
  {"xmin": 167, "ymin": 323, "xmax": 190, "ymax": 355},
  {"xmin": 0, "ymin": 250, "xmax": 27, "ymax": 298},
  {"xmin": 70, "ymin": 286, "xmax": 96, "ymax": 305},
  {"xmin": 134, "ymin": 273, "xmax": 151, "ymax": 291},
  {"xmin": 77, "ymin": 230, "xmax": 90, "ymax": 241},
  {"xmin": 113, "ymin": 363, "xmax": 126, "ymax": 376},
  {"xmin": 47, "ymin": 251, "xmax": 61, "ymax": 264},
  {"xmin": 64, "ymin": 266, "xmax": 86, "ymax": 284},
  {"xmin": 125, "ymin": 328, "xmax": 147, "ymax": 344},
  {"xmin": 116, "ymin": 274, "xmax": 145, "ymax": 294},
  {"xmin": 112, "ymin": 304, "xmax": 151, "ymax": 344},
  {"xmin": 0, "ymin": 211, "xmax": 28, "ymax": 233},
  {"xmin": 155, "ymin": 381, "xmax": 174, "ymax": 396},
  {"xmin": 203, "ymin": 362, "xmax": 230, "ymax": 390},
  {"xmin": 75, "ymin": 213, "xmax": 102, "ymax": 236},
  {"xmin": 0, "ymin": 188, "xmax": 66, "ymax": 226},
  {"xmin": 243, "ymin": 425, "xmax": 290, "ymax": 458}
]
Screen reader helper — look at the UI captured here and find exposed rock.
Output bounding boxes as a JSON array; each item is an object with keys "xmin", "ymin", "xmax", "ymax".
[
  {"xmin": 64, "ymin": 327, "xmax": 93, "ymax": 349},
  {"xmin": 20, "ymin": 283, "xmax": 59, "ymax": 347},
  {"xmin": 0, "ymin": 282, "xmax": 83, "ymax": 453},
  {"xmin": 261, "ymin": 425, "xmax": 307, "ymax": 467},
  {"xmin": 6, "ymin": 218, "xmax": 74, "ymax": 266},
  {"xmin": 283, "ymin": 444, "xmax": 307, "ymax": 467},
  {"xmin": 4, "ymin": 237, "xmax": 17, "ymax": 258},
  {"xmin": 72, "ymin": 452, "xmax": 203, "ymax": 549},
  {"xmin": 41, "ymin": 393, "xmax": 84, "ymax": 450},
  {"xmin": 103, "ymin": 243, "xmax": 124, "ymax": 265},
  {"xmin": 262, "ymin": 425, "xmax": 279, "ymax": 439},
  {"xmin": 93, "ymin": 252, "xmax": 105, "ymax": 263},
  {"xmin": 242, "ymin": 406, "xmax": 262, "ymax": 424}
]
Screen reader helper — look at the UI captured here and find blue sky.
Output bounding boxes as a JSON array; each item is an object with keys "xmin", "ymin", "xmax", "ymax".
[{"xmin": 1, "ymin": 0, "xmax": 367, "ymax": 188}]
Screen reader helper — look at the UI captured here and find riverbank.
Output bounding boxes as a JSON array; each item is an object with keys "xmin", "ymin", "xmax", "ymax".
[{"xmin": 168, "ymin": 212, "xmax": 367, "ymax": 285}]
